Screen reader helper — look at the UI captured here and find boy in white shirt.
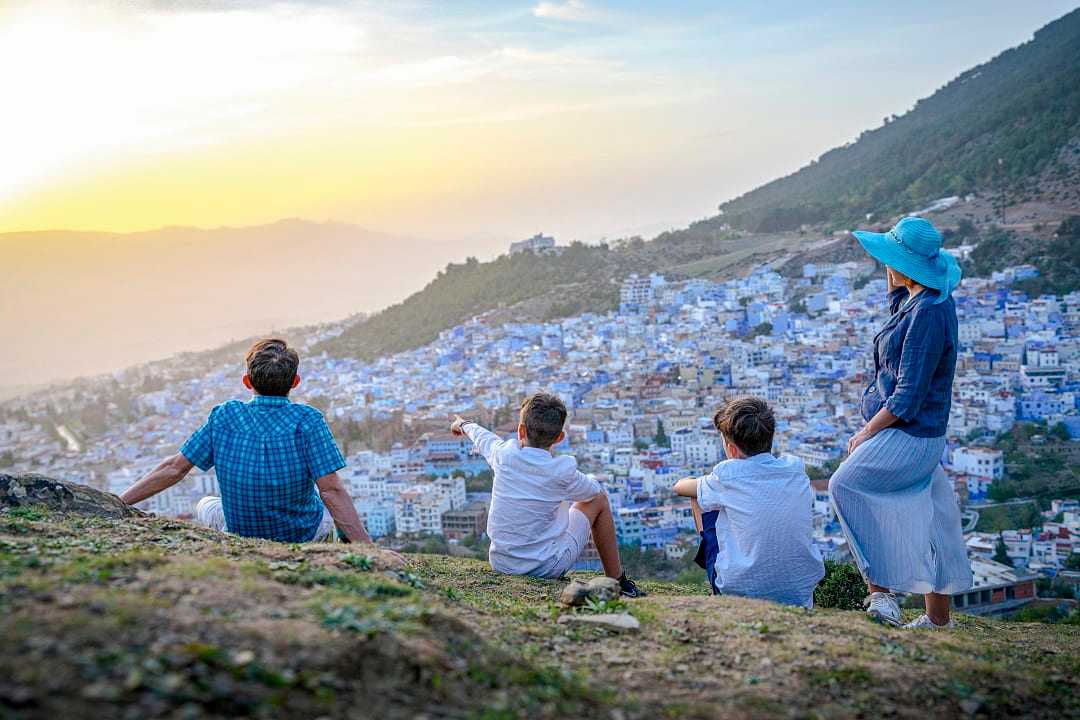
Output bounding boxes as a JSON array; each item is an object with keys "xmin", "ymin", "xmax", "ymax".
[
  {"xmin": 451, "ymin": 392, "xmax": 644, "ymax": 597},
  {"xmin": 674, "ymin": 397, "xmax": 824, "ymax": 608}
]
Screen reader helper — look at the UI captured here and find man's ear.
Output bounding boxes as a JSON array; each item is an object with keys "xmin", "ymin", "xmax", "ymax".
[
  {"xmin": 242, "ymin": 374, "xmax": 254, "ymax": 390},
  {"xmin": 517, "ymin": 423, "xmax": 527, "ymax": 442},
  {"xmin": 555, "ymin": 430, "xmax": 566, "ymax": 446},
  {"xmin": 291, "ymin": 374, "xmax": 301, "ymax": 389}
]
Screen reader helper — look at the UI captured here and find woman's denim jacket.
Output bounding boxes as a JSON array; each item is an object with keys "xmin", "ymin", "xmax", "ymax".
[{"xmin": 861, "ymin": 287, "xmax": 958, "ymax": 438}]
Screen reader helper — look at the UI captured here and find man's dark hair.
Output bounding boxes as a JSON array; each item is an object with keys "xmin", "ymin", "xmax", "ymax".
[
  {"xmin": 519, "ymin": 392, "xmax": 567, "ymax": 448},
  {"xmin": 245, "ymin": 338, "xmax": 299, "ymax": 397},
  {"xmin": 713, "ymin": 396, "xmax": 775, "ymax": 456}
]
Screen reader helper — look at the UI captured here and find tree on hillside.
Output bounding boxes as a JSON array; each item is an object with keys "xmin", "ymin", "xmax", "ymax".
[
  {"xmin": 654, "ymin": 420, "xmax": 670, "ymax": 448},
  {"xmin": 1050, "ymin": 422, "xmax": 1071, "ymax": 442},
  {"xmin": 750, "ymin": 322, "xmax": 773, "ymax": 338},
  {"xmin": 993, "ymin": 534, "xmax": 1013, "ymax": 567},
  {"xmin": 1065, "ymin": 554, "xmax": 1080, "ymax": 571}
]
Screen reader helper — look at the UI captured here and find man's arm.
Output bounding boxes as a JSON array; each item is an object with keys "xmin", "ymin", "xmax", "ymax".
[
  {"xmin": 316, "ymin": 472, "xmax": 372, "ymax": 544},
  {"xmin": 120, "ymin": 453, "xmax": 194, "ymax": 505}
]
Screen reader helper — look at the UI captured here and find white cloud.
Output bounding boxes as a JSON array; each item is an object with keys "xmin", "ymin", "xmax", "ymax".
[{"xmin": 532, "ymin": 0, "xmax": 593, "ymax": 22}]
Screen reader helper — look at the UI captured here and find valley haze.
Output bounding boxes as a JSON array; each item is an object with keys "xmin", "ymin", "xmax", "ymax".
[{"xmin": 0, "ymin": 220, "xmax": 463, "ymax": 387}]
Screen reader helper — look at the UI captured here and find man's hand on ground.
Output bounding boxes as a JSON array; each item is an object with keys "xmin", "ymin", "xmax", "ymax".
[{"xmin": 450, "ymin": 415, "xmax": 467, "ymax": 437}]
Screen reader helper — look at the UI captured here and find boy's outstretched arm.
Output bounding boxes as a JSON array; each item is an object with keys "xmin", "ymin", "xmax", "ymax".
[
  {"xmin": 451, "ymin": 414, "xmax": 502, "ymax": 466},
  {"xmin": 120, "ymin": 453, "xmax": 194, "ymax": 505}
]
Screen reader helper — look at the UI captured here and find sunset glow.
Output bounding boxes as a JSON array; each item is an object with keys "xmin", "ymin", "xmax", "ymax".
[{"xmin": 2, "ymin": 0, "xmax": 1076, "ymax": 243}]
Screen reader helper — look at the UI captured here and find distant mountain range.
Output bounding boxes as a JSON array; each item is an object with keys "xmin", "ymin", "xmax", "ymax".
[{"xmin": 0, "ymin": 220, "xmax": 461, "ymax": 387}]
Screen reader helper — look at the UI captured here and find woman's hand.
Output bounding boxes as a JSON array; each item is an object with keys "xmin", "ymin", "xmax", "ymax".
[{"xmin": 847, "ymin": 427, "xmax": 874, "ymax": 455}]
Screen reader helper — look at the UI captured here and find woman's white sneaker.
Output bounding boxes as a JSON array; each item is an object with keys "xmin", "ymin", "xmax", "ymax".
[
  {"xmin": 865, "ymin": 592, "xmax": 901, "ymax": 626},
  {"xmin": 904, "ymin": 614, "xmax": 954, "ymax": 630}
]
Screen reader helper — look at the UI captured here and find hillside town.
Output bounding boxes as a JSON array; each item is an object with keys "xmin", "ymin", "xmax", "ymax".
[{"xmin": 2, "ymin": 240, "xmax": 1079, "ymax": 617}]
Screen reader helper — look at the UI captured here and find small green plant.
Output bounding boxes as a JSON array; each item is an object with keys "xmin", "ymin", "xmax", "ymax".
[
  {"xmin": 341, "ymin": 552, "xmax": 373, "ymax": 571},
  {"xmin": 6, "ymin": 506, "xmax": 45, "ymax": 522},
  {"xmin": 320, "ymin": 604, "xmax": 390, "ymax": 637},
  {"xmin": 579, "ymin": 597, "xmax": 628, "ymax": 614},
  {"xmin": 386, "ymin": 570, "xmax": 425, "ymax": 589},
  {"xmin": 738, "ymin": 620, "xmax": 771, "ymax": 635},
  {"xmin": 814, "ymin": 561, "xmax": 865, "ymax": 610}
]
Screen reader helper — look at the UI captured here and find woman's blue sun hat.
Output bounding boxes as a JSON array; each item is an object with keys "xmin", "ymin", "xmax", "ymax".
[{"xmin": 852, "ymin": 216, "xmax": 961, "ymax": 303}]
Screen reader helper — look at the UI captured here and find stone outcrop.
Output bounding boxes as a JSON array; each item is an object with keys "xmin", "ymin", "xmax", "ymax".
[
  {"xmin": 0, "ymin": 474, "xmax": 144, "ymax": 518},
  {"xmin": 559, "ymin": 575, "xmax": 622, "ymax": 606}
]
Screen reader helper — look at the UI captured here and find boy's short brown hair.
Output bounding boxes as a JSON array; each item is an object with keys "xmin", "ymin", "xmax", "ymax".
[
  {"xmin": 519, "ymin": 392, "xmax": 567, "ymax": 449},
  {"xmin": 713, "ymin": 396, "xmax": 775, "ymax": 456},
  {"xmin": 245, "ymin": 338, "xmax": 299, "ymax": 397}
]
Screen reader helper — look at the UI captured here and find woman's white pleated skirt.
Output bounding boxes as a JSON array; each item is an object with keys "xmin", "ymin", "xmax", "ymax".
[{"xmin": 829, "ymin": 428, "xmax": 973, "ymax": 595}]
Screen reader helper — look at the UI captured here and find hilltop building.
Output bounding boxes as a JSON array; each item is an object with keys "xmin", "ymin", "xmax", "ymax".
[{"xmin": 509, "ymin": 233, "xmax": 556, "ymax": 255}]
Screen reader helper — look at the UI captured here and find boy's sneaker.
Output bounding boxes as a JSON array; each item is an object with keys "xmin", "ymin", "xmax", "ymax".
[
  {"xmin": 864, "ymin": 592, "xmax": 901, "ymax": 626},
  {"xmin": 904, "ymin": 614, "xmax": 954, "ymax": 630},
  {"xmin": 618, "ymin": 574, "xmax": 646, "ymax": 598}
]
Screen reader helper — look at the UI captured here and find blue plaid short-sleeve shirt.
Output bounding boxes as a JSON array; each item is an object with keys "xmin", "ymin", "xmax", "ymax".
[{"xmin": 181, "ymin": 395, "xmax": 346, "ymax": 542}]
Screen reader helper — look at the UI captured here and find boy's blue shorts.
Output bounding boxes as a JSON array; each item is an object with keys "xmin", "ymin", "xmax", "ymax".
[{"xmin": 693, "ymin": 510, "xmax": 720, "ymax": 595}]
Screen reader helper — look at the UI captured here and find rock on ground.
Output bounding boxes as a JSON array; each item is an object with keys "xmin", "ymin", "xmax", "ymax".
[
  {"xmin": 0, "ymin": 474, "xmax": 143, "ymax": 518},
  {"xmin": 557, "ymin": 613, "xmax": 641, "ymax": 633},
  {"xmin": 559, "ymin": 576, "xmax": 622, "ymax": 607}
]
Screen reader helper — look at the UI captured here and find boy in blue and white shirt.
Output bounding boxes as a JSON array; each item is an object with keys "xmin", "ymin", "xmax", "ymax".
[{"xmin": 674, "ymin": 397, "xmax": 824, "ymax": 608}]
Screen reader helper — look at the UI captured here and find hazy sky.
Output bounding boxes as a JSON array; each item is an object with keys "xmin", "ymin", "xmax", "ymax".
[{"xmin": 1, "ymin": 0, "xmax": 1077, "ymax": 250}]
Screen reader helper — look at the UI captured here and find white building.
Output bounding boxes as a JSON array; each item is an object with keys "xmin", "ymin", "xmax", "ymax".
[
  {"xmin": 619, "ymin": 273, "xmax": 664, "ymax": 308},
  {"xmin": 510, "ymin": 233, "xmax": 555, "ymax": 255},
  {"xmin": 354, "ymin": 500, "xmax": 396, "ymax": 538},
  {"xmin": 434, "ymin": 475, "xmax": 467, "ymax": 511},
  {"xmin": 950, "ymin": 447, "xmax": 1004, "ymax": 480},
  {"xmin": 394, "ymin": 484, "xmax": 451, "ymax": 536}
]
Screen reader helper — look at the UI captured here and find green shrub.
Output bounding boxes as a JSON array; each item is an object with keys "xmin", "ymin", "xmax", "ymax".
[
  {"xmin": 1009, "ymin": 603, "xmax": 1080, "ymax": 625},
  {"xmin": 814, "ymin": 561, "xmax": 865, "ymax": 610}
]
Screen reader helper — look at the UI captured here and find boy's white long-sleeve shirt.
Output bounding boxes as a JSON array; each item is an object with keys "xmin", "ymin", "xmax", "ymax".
[{"xmin": 462, "ymin": 422, "xmax": 602, "ymax": 575}]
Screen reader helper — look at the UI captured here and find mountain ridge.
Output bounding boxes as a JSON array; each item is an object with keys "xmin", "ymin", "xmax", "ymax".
[
  {"xmin": 314, "ymin": 8, "xmax": 1080, "ymax": 363},
  {"xmin": 715, "ymin": 7, "xmax": 1080, "ymax": 232}
]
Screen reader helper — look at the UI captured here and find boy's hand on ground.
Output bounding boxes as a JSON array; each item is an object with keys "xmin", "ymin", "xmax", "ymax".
[{"xmin": 450, "ymin": 415, "xmax": 467, "ymax": 436}]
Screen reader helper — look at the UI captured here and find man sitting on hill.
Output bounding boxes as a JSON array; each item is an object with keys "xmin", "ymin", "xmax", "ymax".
[{"xmin": 120, "ymin": 338, "xmax": 373, "ymax": 545}]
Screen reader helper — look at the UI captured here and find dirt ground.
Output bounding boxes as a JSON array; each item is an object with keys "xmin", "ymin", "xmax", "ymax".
[{"xmin": 1, "ymin": 509, "xmax": 1078, "ymax": 720}]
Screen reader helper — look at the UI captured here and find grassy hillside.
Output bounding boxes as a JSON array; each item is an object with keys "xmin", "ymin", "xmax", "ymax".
[
  {"xmin": 3, "ymin": 483, "xmax": 1079, "ymax": 719},
  {"xmin": 315, "ymin": 230, "xmax": 815, "ymax": 361},
  {"xmin": 717, "ymin": 9, "xmax": 1080, "ymax": 232},
  {"xmin": 317, "ymin": 9, "xmax": 1080, "ymax": 364},
  {"xmin": 968, "ymin": 216, "xmax": 1080, "ymax": 296}
]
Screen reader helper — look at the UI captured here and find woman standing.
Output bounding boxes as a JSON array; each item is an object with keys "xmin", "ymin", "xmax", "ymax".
[{"xmin": 829, "ymin": 216, "xmax": 972, "ymax": 629}]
